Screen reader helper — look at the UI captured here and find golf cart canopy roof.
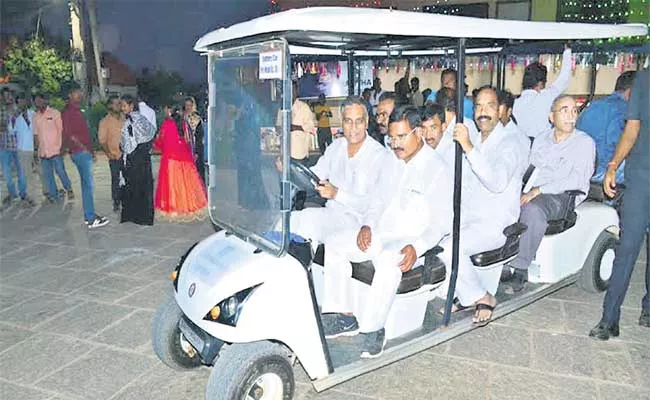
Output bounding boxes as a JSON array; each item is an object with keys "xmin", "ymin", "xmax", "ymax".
[{"xmin": 194, "ymin": 7, "xmax": 648, "ymax": 53}]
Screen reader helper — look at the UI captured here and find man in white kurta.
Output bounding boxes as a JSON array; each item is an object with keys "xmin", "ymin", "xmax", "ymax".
[
  {"xmin": 290, "ymin": 96, "xmax": 388, "ymax": 246},
  {"xmin": 442, "ymin": 86, "xmax": 526, "ymax": 325},
  {"xmin": 513, "ymin": 46, "xmax": 572, "ymax": 139},
  {"xmin": 321, "ymin": 105, "xmax": 453, "ymax": 358},
  {"xmin": 434, "ymin": 87, "xmax": 480, "ymax": 169}
]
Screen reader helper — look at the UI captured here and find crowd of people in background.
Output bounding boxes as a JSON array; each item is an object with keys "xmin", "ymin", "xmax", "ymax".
[{"xmin": 0, "ymin": 85, "xmax": 208, "ymax": 228}]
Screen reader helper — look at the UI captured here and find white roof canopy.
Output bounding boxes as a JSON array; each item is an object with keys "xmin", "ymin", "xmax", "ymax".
[{"xmin": 194, "ymin": 7, "xmax": 648, "ymax": 52}]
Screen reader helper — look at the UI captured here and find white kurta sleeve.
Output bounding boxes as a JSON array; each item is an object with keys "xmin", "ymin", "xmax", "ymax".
[
  {"xmin": 411, "ymin": 164, "xmax": 453, "ymax": 257},
  {"xmin": 465, "ymin": 141, "xmax": 520, "ymax": 194},
  {"xmin": 544, "ymin": 48, "xmax": 572, "ymax": 99}
]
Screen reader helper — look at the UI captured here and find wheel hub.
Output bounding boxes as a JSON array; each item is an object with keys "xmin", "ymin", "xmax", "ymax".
[
  {"xmin": 600, "ymin": 248, "xmax": 615, "ymax": 282},
  {"xmin": 245, "ymin": 373, "xmax": 284, "ymax": 400}
]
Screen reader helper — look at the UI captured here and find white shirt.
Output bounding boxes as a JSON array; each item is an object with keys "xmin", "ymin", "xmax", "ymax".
[
  {"xmin": 528, "ymin": 128, "xmax": 595, "ymax": 204},
  {"xmin": 311, "ymin": 135, "xmax": 388, "ymax": 220},
  {"xmin": 369, "ymin": 89, "xmax": 385, "ymax": 108},
  {"xmin": 138, "ymin": 101, "xmax": 157, "ymax": 130},
  {"xmin": 462, "ymin": 123, "xmax": 525, "ymax": 230},
  {"xmin": 513, "ymin": 48, "xmax": 572, "ymax": 139},
  {"xmin": 364, "ymin": 144, "xmax": 453, "ymax": 256},
  {"xmin": 436, "ymin": 116, "xmax": 480, "ymax": 169},
  {"xmin": 504, "ymin": 120, "xmax": 532, "ymax": 174}
]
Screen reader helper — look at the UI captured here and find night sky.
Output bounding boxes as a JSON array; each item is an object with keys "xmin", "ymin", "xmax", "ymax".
[{"xmin": 3, "ymin": 0, "xmax": 271, "ymax": 83}]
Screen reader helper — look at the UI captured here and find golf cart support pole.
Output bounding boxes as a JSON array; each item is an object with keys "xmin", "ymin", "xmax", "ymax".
[
  {"xmin": 442, "ymin": 37, "xmax": 466, "ymax": 326},
  {"xmin": 347, "ymin": 52, "xmax": 355, "ymax": 96}
]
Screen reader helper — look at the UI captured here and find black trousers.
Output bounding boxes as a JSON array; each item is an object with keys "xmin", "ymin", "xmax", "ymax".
[
  {"xmin": 109, "ymin": 159, "xmax": 122, "ymax": 205},
  {"xmin": 317, "ymin": 127, "xmax": 332, "ymax": 155},
  {"xmin": 602, "ymin": 173, "xmax": 650, "ymax": 324}
]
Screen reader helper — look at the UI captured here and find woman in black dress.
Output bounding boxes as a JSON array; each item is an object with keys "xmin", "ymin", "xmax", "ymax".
[{"xmin": 120, "ymin": 95, "xmax": 156, "ymax": 225}]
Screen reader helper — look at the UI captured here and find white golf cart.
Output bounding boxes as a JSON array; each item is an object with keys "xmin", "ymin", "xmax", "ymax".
[{"xmin": 151, "ymin": 8, "xmax": 647, "ymax": 399}]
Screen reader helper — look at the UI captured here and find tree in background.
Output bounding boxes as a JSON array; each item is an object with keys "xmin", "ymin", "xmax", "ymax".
[
  {"xmin": 136, "ymin": 67, "xmax": 207, "ymax": 114},
  {"xmin": 4, "ymin": 37, "xmax": 73, "ymax": 96}
]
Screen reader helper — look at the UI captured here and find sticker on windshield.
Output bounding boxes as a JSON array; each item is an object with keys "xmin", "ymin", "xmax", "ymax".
[{"xmin": 259, "ymin": 50, "xmax": 283, "ymax": 80}]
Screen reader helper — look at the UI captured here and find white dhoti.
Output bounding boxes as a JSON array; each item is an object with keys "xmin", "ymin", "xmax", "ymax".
[
  {"xmin": 440, "ymin": 222, "xmax": 506, "ymax": 306},
  {"xmin": 289, "ymin": 207, "xmax": 359, "ymax": 245},
  {"xmin": 322, "ymin": 229, "xmax": 417, "ymax": 333}
]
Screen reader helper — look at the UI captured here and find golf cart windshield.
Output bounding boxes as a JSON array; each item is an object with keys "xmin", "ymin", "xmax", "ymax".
[{"xmin": 207, "ymin": 40, "xmax": 290, "ymax": 256}]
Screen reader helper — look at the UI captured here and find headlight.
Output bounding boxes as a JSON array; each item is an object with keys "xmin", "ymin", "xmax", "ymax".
[
  {"xmin": 203, "ymin": 284, "xmax": 261, "ymax": 327},
  {"xmin": 172, "ymin": 242, "xmax": 199, "ymax": 291}
]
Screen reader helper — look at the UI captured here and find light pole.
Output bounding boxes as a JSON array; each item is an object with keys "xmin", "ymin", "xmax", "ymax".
[
  {"xmin": 87, "ymin": 0, "xmax": 105, "ymax": 101},
  {"xmin": 69, "ymin": 0, "xmax": 89, "ymax": 97}
]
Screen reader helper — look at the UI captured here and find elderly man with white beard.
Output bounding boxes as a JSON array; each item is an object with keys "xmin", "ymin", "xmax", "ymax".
[
  {"xmin": 505, "ymin": 95, "xmax": 595, "ymax": 293},
  {"xmin": 442, "ymin": 85, "xmax": 527, "ymax": 326}
]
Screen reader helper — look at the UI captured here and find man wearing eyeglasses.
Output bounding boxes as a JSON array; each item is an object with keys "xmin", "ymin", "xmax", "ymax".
[
  {"xmin": 321, "ymin": 105, "xmax": 452, "ymax": 358},
  {"xmin": 287, "ymin": 96, "xmax": 388, "ymax": 247},
  {"xmin": 505, "ymin": 95, "xmax": 595, "ymax": 293},
  {"xmin": 443, "ymin": 85, "xmax": 527, "ymax": 326}
]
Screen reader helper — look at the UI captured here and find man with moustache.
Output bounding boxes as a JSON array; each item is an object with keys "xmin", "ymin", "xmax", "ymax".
[
  {"xmin": 420, "ymin": 103, "xmax": 447, "ymax": 150},
  {"xmin": 287, "ymin": 96, "xmax": 388, "ymax": 248},
  {"xmin": 372, "ymin": 92, "xmax": 397, "ymax": 146},
  {"xmin": 443, "ymin": 86, "xmax": 526, "ymax": 325},
  {"xmin": 505, "ymin": 95, "xmax": 595, "ymax": 293},
  {"xmin": 434, "ymin": 87, "xmax": 480, "ymax": 168},
  {"xmin": 321, "ymin": 105, "xmax": 452, "ymax": 358}
]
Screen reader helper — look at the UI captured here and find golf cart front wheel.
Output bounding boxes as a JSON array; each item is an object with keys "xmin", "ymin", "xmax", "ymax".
[
  {"xmin": 577, "ymin": 231, "xmax": 617, "ymax": 293},
  {"xmin": 151, "ymin": 292, "xmax": 203, "ymax": 371},
  {"xmin": 206, "ymin": 341, "xmax": 294, "ymax": 400}
]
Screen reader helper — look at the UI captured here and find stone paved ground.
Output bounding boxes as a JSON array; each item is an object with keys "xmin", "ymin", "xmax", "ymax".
[{"xmin": 0, "ymin": 155, "xmax": 648, "ymax": 400}]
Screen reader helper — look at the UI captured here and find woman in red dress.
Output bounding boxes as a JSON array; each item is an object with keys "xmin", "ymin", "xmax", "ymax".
[{"xmin": 154, "ymin": 106, "xmax": 207, "ymax": 220}]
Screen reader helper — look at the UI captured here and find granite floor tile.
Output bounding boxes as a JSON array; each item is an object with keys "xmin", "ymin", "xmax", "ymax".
[
  {"xmin": 0, "ymin": 293, "xmax": 83, "ymax": 329},
  {"xmin": 116, "ymin": 281, "xmax": 173, "ymax": 311},
  {"xmin": 0, "ymin": 381, "xmax": 54, "ymax": 400},
  {"xmin": 93, "ymin": 310, "xmax": 153, "ymax": 351},
  {"xmin": 0, "ymin": 333, "xmax": 94, "ymax": 384},
  {"xmin": 41, "ymin": 301, "xmax": 134, "ymax": 340},
  {"xmin": 36, "ymin": 348, "xmax": 154, "ymax": 400},
  {"xmin": 447, "ymin": 324, "xmax": 532, "ymax": 368}
]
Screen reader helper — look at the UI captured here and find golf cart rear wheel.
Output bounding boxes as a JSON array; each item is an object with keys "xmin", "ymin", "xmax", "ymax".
[
  {"xmin": 577, "ymin": 231, "xmax": 617, "ymax": 294},
  {"xmin": 151, "ymin": 292, "xmax": 203, "ymax": 370},
  {"xmin": 206, "ymin": 341, "xmax": 294, "ymax": 400}
]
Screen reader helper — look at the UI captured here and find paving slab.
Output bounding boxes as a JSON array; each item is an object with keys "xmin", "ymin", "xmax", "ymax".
[
  {"xmin": 0, "ymin": 333, "xmax": 95, "ymax": 384},
  {"xmin": 109, "ymin": 364, "xmax": 209, "ymax": 400},
  {"xmin": 447, "ymin": 324, "xmax": 532, "ymax": 368},
  {"xmin": 35, "ymin": 347, "xmax": 154, "ymax": 400},
  {"xmin": 0, "ymin": 380, "xmax": 54, "ymax": 400},
  {"xmin": 531, "ymin": 331, "xmax": 596, "ymax": 378},
  {"xmin": 41, "ymin": 301, "xmax": 135, "ymax": 340},
  {"xmin": 0, "ymin": 293, "xmax": 83, "ymax": 329},
  {"xmin": 0, "ymin": 322, "xmax": 35, "ymax": 353},
  {"xmin": 116, "ymin": 281, "xmax": 174, "ymax": 311},
  {"xmin": 93, "ymin": 310, "xmax": 154, "ymax": 351},
  {"xmin": 70, "ymin": 276, "xmax": 151, "ymax": 303}
]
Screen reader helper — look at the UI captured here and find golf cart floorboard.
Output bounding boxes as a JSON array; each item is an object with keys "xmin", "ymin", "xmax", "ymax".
[{"xmin": 313, "ymin": 274, "xmax": 576, "ymax": 392}]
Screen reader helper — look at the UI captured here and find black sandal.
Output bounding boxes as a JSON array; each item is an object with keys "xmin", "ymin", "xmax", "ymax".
[
  {"xmin": 439, "ymin": 297, "xmax": 470, "ymax": 315},
  {"xmin": 473, "ymin": 303, "xmax": 495, "ymax": 327}
]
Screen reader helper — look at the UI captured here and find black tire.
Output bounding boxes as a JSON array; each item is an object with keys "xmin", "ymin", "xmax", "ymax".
[
  {"xmin": 577, "ymin": 231, "xmax": 617, "ymax": 293},
  {"xmin": 151, "ymin": 292, "xmax": 203, "ymax": 371},
  {"xmin": 206, "ymin": 341, "xmax": 294, "ymax": 400}
]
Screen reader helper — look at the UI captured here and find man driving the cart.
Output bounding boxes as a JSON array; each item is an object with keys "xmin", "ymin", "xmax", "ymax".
[
  {"xmin": 287, "ymin": 96, "xmax": 388, "ymax": 247},
  {"xmin": 320, "ymin": 105, "xmax": 453, "ymax": 359}
]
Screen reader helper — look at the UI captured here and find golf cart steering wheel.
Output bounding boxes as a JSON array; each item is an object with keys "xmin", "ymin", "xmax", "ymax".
[{"xmin": 289, "ymin": 159, "xmax": 321, "ymax": 193}]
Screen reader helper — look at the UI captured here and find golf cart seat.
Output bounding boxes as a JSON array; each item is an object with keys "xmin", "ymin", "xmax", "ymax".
[
  {"xmin": 470, "ymin": 222, "xmax": 527, "ymax": 267},
  {"xmin": 544, "ymin": 190, "xmax": 585, "ymax": 235},
  {"xmin": 349, "ymin": 246, "xmax": 446, "ymax": 294}
]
